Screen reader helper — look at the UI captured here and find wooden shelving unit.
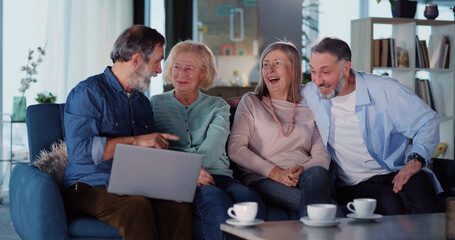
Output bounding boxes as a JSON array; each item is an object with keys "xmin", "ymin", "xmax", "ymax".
[{"xmin": 351, "ymin": 17, "xmax": 455, "ymax": 159}]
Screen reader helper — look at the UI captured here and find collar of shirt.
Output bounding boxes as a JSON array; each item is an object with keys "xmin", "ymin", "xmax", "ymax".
[{"xmin": 104, "ymin": 66, "xmax": 142, "ymax": 100}]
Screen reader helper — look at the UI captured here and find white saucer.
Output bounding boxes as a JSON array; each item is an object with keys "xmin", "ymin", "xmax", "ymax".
[
  {"xmin": 300, "ymin": 217, "xmax": 340, "ymax": 227},
  {"xmin": 347, "ymin": 213, "xmax": 383, "ymax": 221},
  {"xmin": 226, "ymin": 218, "xmax": 264, "ymax": 227}
]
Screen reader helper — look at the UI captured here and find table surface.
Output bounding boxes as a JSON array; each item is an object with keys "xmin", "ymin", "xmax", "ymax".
[{"xmin": 220, "ymin": 213, "xmax": 445, "ymax": 240}]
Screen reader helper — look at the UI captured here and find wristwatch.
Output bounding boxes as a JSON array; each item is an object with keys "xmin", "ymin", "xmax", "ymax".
[{"xmin": 407, "ymin": 153, "xmax": 426, "ymax": 166}]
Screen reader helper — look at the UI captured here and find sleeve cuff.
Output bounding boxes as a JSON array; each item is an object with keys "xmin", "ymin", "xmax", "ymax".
[{"xmin": 92, "ymin": 136, "xmax": 107, "ymax": 165}]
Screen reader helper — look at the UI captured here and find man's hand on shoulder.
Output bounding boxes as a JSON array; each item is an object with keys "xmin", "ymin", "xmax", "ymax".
[
  {"xmin": 391, "ymin": 161, "xmax": 422, "ymax": 193},
  {"xmin": 134, "ymin": 133, "xmax": 180, "ymax": 149}
]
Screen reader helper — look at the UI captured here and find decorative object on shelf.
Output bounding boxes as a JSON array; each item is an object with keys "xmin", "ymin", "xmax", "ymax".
[
  {"xmin": 396, "ymin": 47, "xmax": 409, "ymax": 67},
  {"xmin": 377, "ymin": 0, "xmax": 416, "ymax": 18},
  {"xmin": 35, "ymin": 92, "xmax": 57, "ymax": 103},
  {"xmin": 424, "ymin": 4, "xmax": 439, "ymax": 20},
  {"xmin": 14, "ymin": 44, "xmax": 47, "ymax": 122},
  {"xmin": 392, "ymin": 0, "xmax": 417, "ymax": 18}
]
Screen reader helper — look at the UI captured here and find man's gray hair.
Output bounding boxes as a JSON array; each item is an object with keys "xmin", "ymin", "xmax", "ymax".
[
  {"xmin": 110, "ymin": 25, "xmax": 165, "ymax": 63},
  {"xmin": 311, "ymin": 37, "xmax": 351, "ymax": 62}
]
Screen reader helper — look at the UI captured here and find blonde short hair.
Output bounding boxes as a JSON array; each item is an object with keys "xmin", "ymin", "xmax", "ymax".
[
  {"xmin": 164, "ymin": 40, "xmax": 217, "ymax": 90},
  {"xmin": 255, "ymin": 41, "xmax": 302, "ymax": 102}
]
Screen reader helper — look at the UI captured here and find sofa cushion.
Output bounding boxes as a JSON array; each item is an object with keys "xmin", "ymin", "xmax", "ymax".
[{"xmin": 68, "ymin": 217, "xmax": 121, "ymax": 239}]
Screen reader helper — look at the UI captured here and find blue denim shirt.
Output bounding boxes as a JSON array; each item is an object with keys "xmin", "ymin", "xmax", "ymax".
[
  {"xmin": 301, "ymin": 69, "xmax": 442, "ymax": 193},
  {"xmin": 62, "ymin": 67, "xmax": 157, "ymax": 189}
]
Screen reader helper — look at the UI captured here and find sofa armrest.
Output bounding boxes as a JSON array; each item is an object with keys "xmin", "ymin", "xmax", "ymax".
[{"xmin": 9, "ymin": 163, "xmax": 70, "ymax": 240}]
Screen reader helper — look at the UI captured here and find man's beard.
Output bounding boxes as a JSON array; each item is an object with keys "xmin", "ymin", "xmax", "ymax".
[
  {"xmin": 319, "ymin": 71, "xmax": 346, "ymax": 99},
  {"xmin": 129, "ymin": 64, "xmax": 156, "ymax": 92}
]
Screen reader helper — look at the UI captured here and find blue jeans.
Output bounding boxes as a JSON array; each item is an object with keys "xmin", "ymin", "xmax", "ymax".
[
  {"xmin": 192, "ymin": 174, "xmax": 265, "ymax": 240},
  {"xmin": 249, "ymin": 166, "xmax": 342, "ymax": 218}
]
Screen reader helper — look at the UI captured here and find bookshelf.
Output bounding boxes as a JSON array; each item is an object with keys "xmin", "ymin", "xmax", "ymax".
[{"xmin": 351, "ymin": 17, "xmax": 455, "ymax": 159}]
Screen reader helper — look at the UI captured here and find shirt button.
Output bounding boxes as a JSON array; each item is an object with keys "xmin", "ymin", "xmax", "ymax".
[
  {"xmin": 187, "ymin": 142, "xmax": 190, "ymax": 144},
  {"xmin": 185, "ymin": 106, "xmax": 188, "ymax": 109},
  {"xmin": 186, "ymin": 129, "xmax": 189, "ymax": 132},
  {"xmin": 132, "ymin": 120, "xmax": 135, "ymax": 124},
  {"xmin": 115, "ymin": 123, "xmax": 118, "ymax": 126}
]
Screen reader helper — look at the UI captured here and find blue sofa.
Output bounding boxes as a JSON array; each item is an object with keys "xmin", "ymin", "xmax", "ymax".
[
  {"xmin": 9, "ymin": 103, "xmax": 296, "ymax": 240},
  {"xmin": 11, "ymin": 103, "xmax": 452, "ymax": 239},
  {"xmin": 10, "ymin": 104, "xmax": 122, "ymax": 240}
]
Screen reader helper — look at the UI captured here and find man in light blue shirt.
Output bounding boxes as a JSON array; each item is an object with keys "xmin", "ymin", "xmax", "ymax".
[{"xmin": 301, "ymin": 37, "xmax": 441, "ymax": 215}]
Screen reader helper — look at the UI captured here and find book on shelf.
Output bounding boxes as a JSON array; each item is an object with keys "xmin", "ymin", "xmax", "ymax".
[
  {"xmin": 381, "ymin": 38, "xmax": 389, "ymax": 67},
  {"xmin": 415, "ymin": 78, "xmax": 437, "ymax": 113},
  {"xmin": 441, "ymin": 36, "xmax": 450, "ymax": 69},
  {"xmin": 373, "ymin": 38, "xmax": 396, "ymax": 68},
  {"xmin": 373, "ymin": 39, "xmax": 381, "ymax": 67},
  {"xmin": 420, "ymin": 40, "xmax": 430, "ymax": 68},
  {"xmin": 420, "ymin": 79, "xmax": 430, "ymax": 107},
  {"xmin": 390, "ymin": 38, "xmax": 396, "ymax": 68},
  {"xmin": 428, "ymin": 34, "xmax": 450, "ymax": 69},
  {"xmin": 415, "ymin": 36, "xmax": 424, "ymax": 68}
]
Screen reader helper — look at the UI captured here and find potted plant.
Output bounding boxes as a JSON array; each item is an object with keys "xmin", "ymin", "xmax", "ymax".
[
  {"xmin": 35, "ymin": 92, "xmax": 57, "ymax": 103},
  {"xmin": 377, "ymin": 0, "xmax": 417, "ymax": 18},
  {"xmin": 13, "ymin": 45, "xmax": 46, "ymax": 122}
]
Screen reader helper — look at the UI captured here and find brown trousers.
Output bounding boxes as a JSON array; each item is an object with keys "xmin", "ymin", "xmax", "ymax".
[{"xmin": 63, "ymin": 183, "xmax": 192, "ymax": 240}]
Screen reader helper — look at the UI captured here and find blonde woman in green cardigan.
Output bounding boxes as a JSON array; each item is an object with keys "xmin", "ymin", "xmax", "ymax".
[{"xmin": 150, "ymin": 40, "xmax": 265, "ymax": 240}]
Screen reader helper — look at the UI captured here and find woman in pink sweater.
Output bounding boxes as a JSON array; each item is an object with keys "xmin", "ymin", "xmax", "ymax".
[{"xmin": 228, "ymin": 41, "xmax": 340, "ymax": 219}]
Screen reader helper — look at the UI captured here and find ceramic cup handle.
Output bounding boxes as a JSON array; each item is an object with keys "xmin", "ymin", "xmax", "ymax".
[
  {"xmin": 347, "ymin": 202, "xmax": 356, "ymax": 213},
  {"xmin": 227, "ymin": 207, "xmax": 237, "ymax": 219}
]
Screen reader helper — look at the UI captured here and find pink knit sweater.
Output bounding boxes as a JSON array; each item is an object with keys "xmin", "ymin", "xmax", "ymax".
[{"xmin": 228, "ymin": 92, "xmax": 330, "ymax": 185}]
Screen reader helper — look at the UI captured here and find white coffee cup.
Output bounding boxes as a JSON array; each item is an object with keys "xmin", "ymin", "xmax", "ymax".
[
  {"xmin": 307, "ymin": 204, "xmax": 337, "ymax": 221},
  {"xmin": 347, "ymin": 198, "xmax": 377, "ymax": 217},
  {"xmin": 227, "ymin": 202, "xmax": 258, "ymax": 222}
]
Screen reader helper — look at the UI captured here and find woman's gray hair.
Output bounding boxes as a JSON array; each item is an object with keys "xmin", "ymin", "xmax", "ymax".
[
  {"xmin": 164, "ymin": 40, "xmax": 217, "ymax": 90},
  {"xmin": 110, "ymin": 25, "xmax": 165, "ymax": 63},
  {"xmin": 311, "ymin": 37, "xmax": 351, "ymax": 62},
  {"xmin": 255, "ymin": 41, "xmax": 302, "ymax": 102}
]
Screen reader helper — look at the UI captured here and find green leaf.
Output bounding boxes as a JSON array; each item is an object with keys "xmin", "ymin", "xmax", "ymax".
[
  {"xmin": 377, "ymin": 0, "xmax": 395, "ymax": 8},
  {"xmin": 35, "ymin": 92, "xmax": 57, "ymax": 103}
]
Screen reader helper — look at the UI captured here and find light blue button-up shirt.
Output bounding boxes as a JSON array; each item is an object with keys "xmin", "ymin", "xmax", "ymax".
[{"xmin": 301, "ymin": 69, "xmax": 442, "ymax": 193}]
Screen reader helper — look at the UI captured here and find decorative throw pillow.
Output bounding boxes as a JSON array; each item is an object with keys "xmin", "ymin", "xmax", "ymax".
[{"xmin": 33, "ymin": 140, "xmax": 68, "ymax": 189}]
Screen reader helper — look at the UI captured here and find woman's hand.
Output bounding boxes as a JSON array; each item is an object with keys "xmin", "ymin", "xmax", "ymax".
[
  {"xmin": 287, "ymin": 165, "xmax": 304, "ymax": 183},
  {"xmin": 198, "ymin": 167, "xmax": 215, "ymax": 186},
  {"xmin": 269, "ymin": 167, "xmax": 298, "ymax": 187}
]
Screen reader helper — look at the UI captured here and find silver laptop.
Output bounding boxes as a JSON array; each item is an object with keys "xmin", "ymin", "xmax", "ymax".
[{"xmin": 108, "ymin": 144, "xmax": 203, "ymax": 203}]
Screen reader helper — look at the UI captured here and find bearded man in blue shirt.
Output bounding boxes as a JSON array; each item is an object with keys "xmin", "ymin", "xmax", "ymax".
[
  {"xmin": 301, "ymin": 37, "xmax": 441, "ymax": 215},
  {"xmin": 62, "ymin": 25, "xmax": 192, "ymax": 240}
]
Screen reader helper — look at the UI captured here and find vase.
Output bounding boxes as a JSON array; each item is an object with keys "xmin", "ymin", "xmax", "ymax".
[
  {"xmin": 424, "ymin": 4, "xmax": 439, "ymax": 20},
  {"xmin": 391, "ymin": 0, "xmax": 417, "ymax": 18},
  {"xmin": 12, "ymin": 96, "xmax": 26, "ymax": 122}
]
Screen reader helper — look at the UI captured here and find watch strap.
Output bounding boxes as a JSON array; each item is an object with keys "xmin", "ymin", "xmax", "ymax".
[{"xmin": 407, "ymin": 153, "xmax": 426, "ymax": 166}]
